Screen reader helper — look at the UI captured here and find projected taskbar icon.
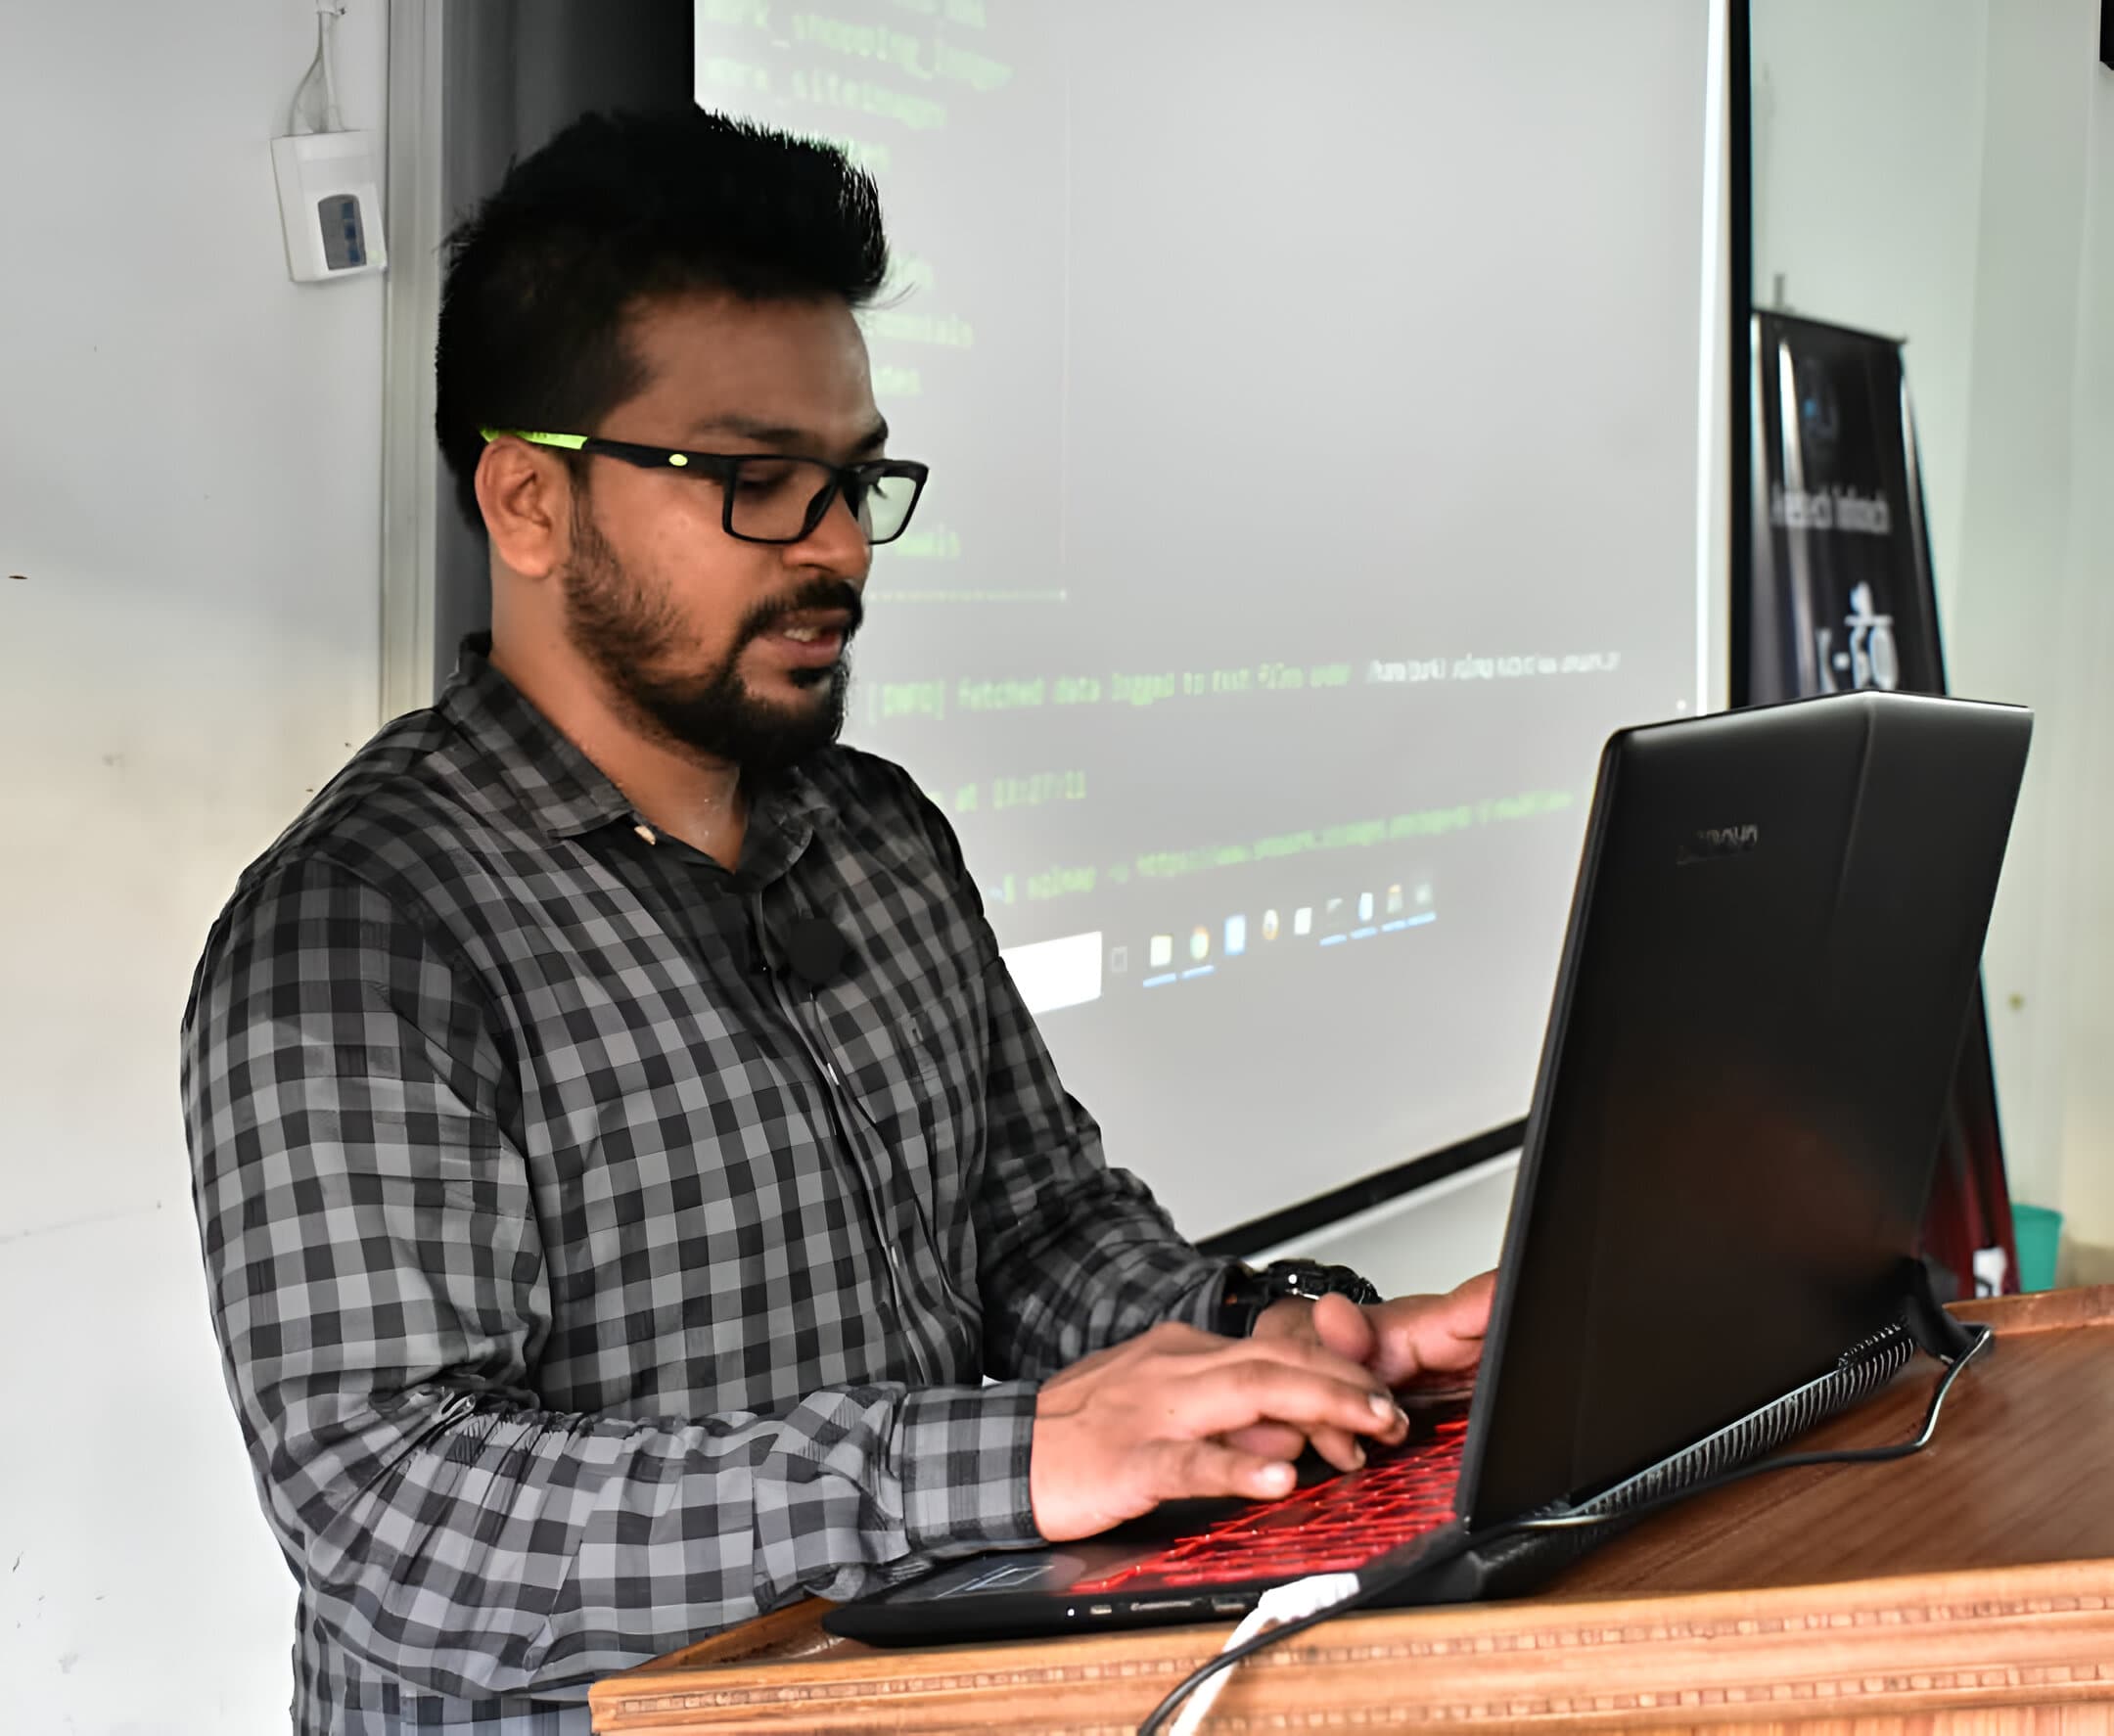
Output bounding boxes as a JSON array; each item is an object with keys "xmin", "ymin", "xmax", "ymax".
[{"xmin": 1138, "ymin": 881, "xmax": 1436, "ymax": 988}]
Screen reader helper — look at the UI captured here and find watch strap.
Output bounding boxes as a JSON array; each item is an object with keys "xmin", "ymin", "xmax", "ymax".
[{"xmin": 1212, "ymin": 1257, "xmax": 1382, "ymax": 1338}]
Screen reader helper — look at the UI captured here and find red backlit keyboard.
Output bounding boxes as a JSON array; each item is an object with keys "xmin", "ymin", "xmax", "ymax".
[{"xmin": 1070, "ymin": 1413, "xmax": 1468, "ymax": 1594}]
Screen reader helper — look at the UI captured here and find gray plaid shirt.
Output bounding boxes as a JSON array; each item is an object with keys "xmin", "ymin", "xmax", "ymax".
[{"xmin": 182, "ymin": 642, "xmax": 1230, "ymax": 1732}]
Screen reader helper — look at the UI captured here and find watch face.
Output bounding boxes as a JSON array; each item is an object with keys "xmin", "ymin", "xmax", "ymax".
[{"xmin": 1268, "ymin": 1259, "xmax": 1373, "ymax": 1302}]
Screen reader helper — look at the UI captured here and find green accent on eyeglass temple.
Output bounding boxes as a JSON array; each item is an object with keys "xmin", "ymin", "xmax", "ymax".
[
  {"xmin": 483, "ymin": 429, "xmax": 698, "ymax": 467},
  {"xmin": 480, "ymin": 428, "xmax": 588, "ymax": 452}
]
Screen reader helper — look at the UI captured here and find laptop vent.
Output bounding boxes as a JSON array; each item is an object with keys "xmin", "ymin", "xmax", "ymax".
[
  {"xmin": 1579, "ymin": 1320, "xmax": 1914, "ymax": 1512},
  {"xmin": 1459, "ymin": 1319, "xmax": 1915, "ymax": 1596}
]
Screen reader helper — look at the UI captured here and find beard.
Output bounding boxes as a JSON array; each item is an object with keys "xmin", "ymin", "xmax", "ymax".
[{"xmin": 558, "ymin": 499, "xmax": 860, "ymax": 775}]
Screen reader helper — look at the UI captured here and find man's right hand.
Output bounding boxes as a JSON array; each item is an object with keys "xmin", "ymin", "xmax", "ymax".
[{"xmin": 1028, "ymin": 1322, "xmax": 1411, "ymax": 1542}]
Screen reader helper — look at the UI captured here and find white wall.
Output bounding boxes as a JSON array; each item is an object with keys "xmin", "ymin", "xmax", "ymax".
[
  {"xmin": 0, "ymin": 3, "xmax": 390, "ymax": 1730},
  {"xmin": 1752, "ymin": 0, "xmax": 2114, "ymax": 1242},
  {"xmin": 1949, "ymin": 2, "xmax": 2112, "ymax": 1245},
  {"xmin": 2056, "ymin": 67, "xmax": 2114, "ymax": 1260}
]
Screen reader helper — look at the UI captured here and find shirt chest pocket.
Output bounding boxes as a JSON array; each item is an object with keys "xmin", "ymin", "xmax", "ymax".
[{"xmin": 814, "ymin": 973, "xmax": 987, "ymax": 1212}]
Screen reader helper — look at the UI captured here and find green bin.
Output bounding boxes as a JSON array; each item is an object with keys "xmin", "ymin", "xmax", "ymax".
[{"xmin": 2012, "ymin": 1203, "xmax": 2063, "ymax": 1294}]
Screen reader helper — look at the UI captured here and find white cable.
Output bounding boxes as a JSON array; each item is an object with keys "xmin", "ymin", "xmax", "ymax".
[
  {"xmin": 1167, "ymin": 1572, "xmax": 1362, "ymax": 1736},
  {"xmin": 286, "ymin": 35, "xmax": 324, "ymax": 133},
  {"xmin": 318, "ymin": 0, "xmax": 345, "ymax": 132},
  {"xmin": 285, "ymin": 0, "xmax": 346, "ymax": 135}
]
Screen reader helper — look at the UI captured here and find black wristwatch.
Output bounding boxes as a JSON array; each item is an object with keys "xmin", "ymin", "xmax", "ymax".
[{"xmin": 1213, "ymin": 1257, "xmax": 1382, "ymax": 1339}]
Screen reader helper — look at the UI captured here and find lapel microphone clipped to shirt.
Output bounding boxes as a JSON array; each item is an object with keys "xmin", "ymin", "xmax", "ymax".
[{"xmin": 747, "ymin": 891, "xmax": 851, "ymax": 992}]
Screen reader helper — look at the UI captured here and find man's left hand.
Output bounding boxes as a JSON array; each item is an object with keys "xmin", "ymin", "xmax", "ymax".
[{"xmin": 1225, "ymin": 1270, "xmax": 1495, "ymax": 1473}]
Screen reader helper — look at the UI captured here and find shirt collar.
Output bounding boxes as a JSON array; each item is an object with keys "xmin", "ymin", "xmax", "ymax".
[{"xmin": 436, "ymin": 635, "xmax": 840, "ymax": 861}]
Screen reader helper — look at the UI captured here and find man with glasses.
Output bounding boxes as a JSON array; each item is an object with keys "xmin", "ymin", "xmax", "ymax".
[{"xmin": 182, "ymin": 108, "xmax": 1490, "ymax": 1733}]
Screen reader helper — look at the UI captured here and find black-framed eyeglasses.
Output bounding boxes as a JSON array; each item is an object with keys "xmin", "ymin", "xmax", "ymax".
[{"xmin": 481, "ymin": 428, "xmax": 932, "ymax": 546}]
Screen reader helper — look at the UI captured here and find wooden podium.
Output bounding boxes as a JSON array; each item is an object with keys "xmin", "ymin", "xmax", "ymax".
[{"xmin": 591, "ymin": 1288, "xmax": 2114, "ymax": 1733}]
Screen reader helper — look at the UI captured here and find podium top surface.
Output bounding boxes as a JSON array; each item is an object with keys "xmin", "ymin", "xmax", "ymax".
[{"xmin": 591, "ymin": 1286, "xmax": 2114, "ymax": 1733}]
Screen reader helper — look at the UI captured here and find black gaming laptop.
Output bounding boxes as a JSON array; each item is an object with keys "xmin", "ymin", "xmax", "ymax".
[{"xmin": 828, "ymin": 690, "xmax": 2032, "ymax": 1646}]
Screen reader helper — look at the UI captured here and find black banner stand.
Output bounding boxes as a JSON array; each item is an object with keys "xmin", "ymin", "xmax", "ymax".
[{"xmin": 1743, "ymin": 309, "xmax": 2019, "ymax": 1299}]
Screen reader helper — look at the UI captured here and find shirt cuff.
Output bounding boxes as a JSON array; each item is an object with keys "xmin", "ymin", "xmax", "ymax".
[
  {"xmin": 893, "ymin": 1380, "xmax": 1044, "ymax": 1555},
  {"xmin": 1169, "ymin": 1258, "xmax": 1246, "ymax": 1335}
]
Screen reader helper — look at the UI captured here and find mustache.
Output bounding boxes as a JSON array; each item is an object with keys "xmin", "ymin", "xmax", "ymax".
[{"xmin": 736, "ymin": 578, "xmax": 865, "ymax": 647}]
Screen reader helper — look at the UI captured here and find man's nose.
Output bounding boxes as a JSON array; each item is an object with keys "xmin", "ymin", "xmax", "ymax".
[{"xmin": 792, "ymin": 484, "xmax": 875, "ymax": 582}]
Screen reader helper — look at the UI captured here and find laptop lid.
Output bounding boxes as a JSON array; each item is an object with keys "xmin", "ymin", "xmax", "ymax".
[
  {"xmin": 1457, "ymin": 690, "xmax": 2031, "ymax": 1530},
  {"xmin": 823, "ymin": 691, "xmax": 2028, "ymax": 1647}
]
